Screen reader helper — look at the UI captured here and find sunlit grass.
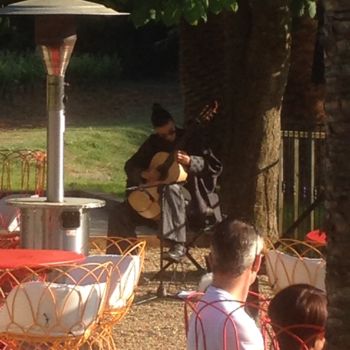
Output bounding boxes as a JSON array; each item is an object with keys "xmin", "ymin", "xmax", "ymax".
[{"xmin": 0, "ymin": 120, "xmax": 151, "ymax": 197}]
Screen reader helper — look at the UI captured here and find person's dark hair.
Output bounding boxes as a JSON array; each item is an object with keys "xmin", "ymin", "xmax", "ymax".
[
  {"xmin": 268, "ymin": 284, "xmax": 327, "ymax": 350},
  {"xmin": 210, "ymin": 218, "xmax": 263, "ymax": 278},
  {"xmin": 151, "ymin": 103, "xmax": 173, "ymax": 127}
]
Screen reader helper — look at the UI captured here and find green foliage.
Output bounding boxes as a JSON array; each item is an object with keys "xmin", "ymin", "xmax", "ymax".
[
  {"xmin": 130, "ymin": 0, "xmax": 239, "ymax": 27},
  {"xmin": 128, "ymin": 0, "xmax": 316, "ymax": 27},
  {"xmin": 0, "ymin": 51, "xmax": 123, "ymax": 95},
  {"xmin": 0, "ymin": 17, "xmax": 10, "ymax": 32},
  {"xmin": 290, "ymin": 0, "xmax": 317, "ymax": 18},
  {"xmin": 0, "ymin": 51, "xmax": 44, "ymax": 91},
  {"xmin": 66, "ymin": 53, "xmax": 122, "ymax": 85}
]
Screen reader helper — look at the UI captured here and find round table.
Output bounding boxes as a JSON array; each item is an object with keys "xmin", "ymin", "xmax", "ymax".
[{"xmin": 0, "ymin": 249, "xmax": 85, "ymax": 269}]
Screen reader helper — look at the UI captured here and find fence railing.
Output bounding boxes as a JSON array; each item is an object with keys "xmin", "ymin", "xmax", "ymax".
[{"xmin": 278, "ymin": 128, "xmax": 326, "ymax": 238}]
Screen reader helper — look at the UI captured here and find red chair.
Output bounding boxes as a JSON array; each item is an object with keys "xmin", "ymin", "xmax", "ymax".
[
  {"xmin": 0, "ymin": 262, "xmax": 113, "ymax": 350},
  {"xmin": 305, "ymin": 229, "xmax": 327, "ymax": 247},
  {"xmin": 261, "ymin": 318, "xmax": 325, "ymax": 350},
  {"xmin": 184, "ymin": 290, "xmax": 269, "ymax": 350},
  {"xmin": 264, "ymin": 238, "xmax": 326, "ymax": 293}
]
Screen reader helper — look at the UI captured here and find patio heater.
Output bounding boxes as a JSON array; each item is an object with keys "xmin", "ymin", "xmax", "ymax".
[{"xmin": 0, "ymin": 0, "xmax": 128, "ymax": 254}]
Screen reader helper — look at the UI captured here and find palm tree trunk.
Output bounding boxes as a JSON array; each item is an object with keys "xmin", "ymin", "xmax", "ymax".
[{"xmin": 324, "ymin": 2, "xmax": 350, "ymax": 349}]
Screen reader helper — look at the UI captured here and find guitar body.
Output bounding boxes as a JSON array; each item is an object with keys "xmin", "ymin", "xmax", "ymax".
[
  {"xmin": 128, "ymin": 186, "xmax": 161, "ymax": 219},
  {"xmin": 150, "ymin": 152, "xmax": 188, "ymax": 184},
  {"xmin": 127, "ymin": 152, "xmax": 188, "ymax": 219}
]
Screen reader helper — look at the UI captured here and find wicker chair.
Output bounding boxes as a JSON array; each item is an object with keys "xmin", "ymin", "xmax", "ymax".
[
  {"xmin": 184, "ymin": 290, "xmax": 269, "ymax": 350},
  {"xmin": 264, "ymin": 238, "xmax": 326, "ymax": 293},
  {"xmin": 83, "ymin": 236, "xmax": 146, "ymax": 349},
  {"xmin": 0, "ymin": 262, "xmax": 113, "ymax": 350},
  {"xmin": 261, "ymin": 319, "xmax": 325, "ymax": 350}
]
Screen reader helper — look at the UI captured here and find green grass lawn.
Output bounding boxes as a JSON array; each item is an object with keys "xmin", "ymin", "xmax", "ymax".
[{"xmin": 1, "ymin": 119, "xmax": 152, "ymax": 197}]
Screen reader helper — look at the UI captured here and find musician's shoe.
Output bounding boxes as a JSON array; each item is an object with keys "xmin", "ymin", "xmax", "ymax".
[{"xmin": 164, "ymin": 243, "xmax": 186, "ymax": 262}]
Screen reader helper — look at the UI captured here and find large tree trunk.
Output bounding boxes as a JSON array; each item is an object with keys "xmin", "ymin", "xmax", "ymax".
[
  {"xmin": 282, "ymin": 15, "xmax": 326, "ymax": 127},
  {"xmin": 324, "ymin": 1, "xmax": 350, "ymax": 349},
  {"xmin": 179, "ymin": 14, "xmax": 226, "ymax": 156},
  {"xmin": 179, "ymin": 0, "xmax": 291, "ymax": 238},
  {"xmin": 220, "ymin": 0, "xmax": 291, "ymax": 239}
]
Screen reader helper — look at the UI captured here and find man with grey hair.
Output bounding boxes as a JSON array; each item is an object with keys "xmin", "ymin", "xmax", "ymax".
[{"xmin": 187, "ymin": 218, "xmax": 264, "ymax": 350}]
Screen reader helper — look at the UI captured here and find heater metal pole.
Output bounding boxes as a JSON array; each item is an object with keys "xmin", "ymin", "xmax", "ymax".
[
  {"xmin": 36, "ymin": 17, "xmax": 77, "ymax": 202},
  {"xmin": 46, "ymin": 74, "xmax": 65, "ymax": 202}
]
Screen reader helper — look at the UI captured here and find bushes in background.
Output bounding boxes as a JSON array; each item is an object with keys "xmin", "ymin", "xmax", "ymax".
[
  {"xmin": 0, "ymin": 51, "xmax": 123, "ymax": 97},
  {"xmin": 0, "ymin": 51, "xmax": 44, "ymax": 95},
  {"xmin": 67, "ymin": 53, "xmax": 122, "ymax": 85}
]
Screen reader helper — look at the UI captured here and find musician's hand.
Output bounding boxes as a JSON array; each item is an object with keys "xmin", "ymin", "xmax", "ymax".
[
  {"xmin": 141, "ymin": 169, "xmax": 160, "ymax": 182},
  {"xmin": 177, "ymin": 150, "xmax": 191, "ymax": 166}
]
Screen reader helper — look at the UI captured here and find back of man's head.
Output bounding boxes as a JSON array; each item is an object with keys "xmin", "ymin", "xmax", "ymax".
[{"xmin": 211, "ymin": 218, "xmax": 264, "ymax": 278}]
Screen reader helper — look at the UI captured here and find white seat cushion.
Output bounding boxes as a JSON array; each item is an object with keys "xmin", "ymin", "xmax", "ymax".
[
  {"xmin": 265, "ymin": 250, "xmax": 326, "ymax": 292},
  {"xmin": 0, "ymin": 280, "xmax": 106, "ymax": 337},
  {"xmin": 68, "ymin": 255, "xmax": 141, "ymax": 309}
]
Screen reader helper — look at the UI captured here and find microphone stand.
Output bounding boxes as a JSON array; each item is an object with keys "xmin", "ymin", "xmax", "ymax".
[{"xmin": 131, "ymin": 180, "xmax": 186, "ymax": 304}]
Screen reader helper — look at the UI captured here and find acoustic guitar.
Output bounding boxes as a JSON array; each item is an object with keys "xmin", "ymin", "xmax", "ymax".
[{"xmin": 128, "ymin": 101, "xmax": 218, "ymax": 219}]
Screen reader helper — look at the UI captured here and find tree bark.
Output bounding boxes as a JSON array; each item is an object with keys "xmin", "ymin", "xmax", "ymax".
[
  {"xmin": 324, "ymin": 1, "xmax": 350, "ymax": 349},
  {"xmin": 179, "ymin": 13, "xmax": 226, "ymax": 155},
  {"xmin": 219, "ymin": 0, "xmax": 291, "ymax": 239},
  {"xmin": 180, "ymin": 0, "xmax": 291, "ymax": 238},
  {"xmin": 282, "ymin": 15, "xmax": 326, "ymax": 127}
]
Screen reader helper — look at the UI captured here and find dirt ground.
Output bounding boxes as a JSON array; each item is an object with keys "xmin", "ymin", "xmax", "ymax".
[
  {"xmin": 112, "ymin": 246, "xmax": 270, "ymax": 350},
  {"xmin": 113, "ymin": 247, "xmax": 209, "ymax": 350}
]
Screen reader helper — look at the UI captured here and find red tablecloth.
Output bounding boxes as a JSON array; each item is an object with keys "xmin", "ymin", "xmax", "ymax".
[{"xmin": 0, "ymin": 249, "xmax": 85, "ymax": 269}]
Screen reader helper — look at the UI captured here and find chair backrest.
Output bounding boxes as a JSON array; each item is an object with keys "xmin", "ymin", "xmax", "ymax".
[
  {"xmin": 0, "ymin": 149, "xmax": 46, "ymax": 195},
  {"xmin": 261, "ymin": 319, "xmax": 325, "ymax": 350},
  {"xmin": 264, "ymin": 239, "xmax": 326, "ymax": 293},
  {"xmin": 185, "ymin": 289, "xmax": 265, "ymax": 350},
  {"xmin": 0, "ymin": 262, "xmax": 112, "ymax": 338},
  {"xmin": 88, "ymin": 236, "xmax": 147, "ymax": 257}
]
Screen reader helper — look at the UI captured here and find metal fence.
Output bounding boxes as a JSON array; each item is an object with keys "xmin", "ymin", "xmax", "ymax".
[{"xmin": 278, "ymin": 127, "xmax": 326, "ymax": 238}]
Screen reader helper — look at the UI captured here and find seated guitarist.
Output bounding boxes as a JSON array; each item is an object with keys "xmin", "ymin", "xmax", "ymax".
[{"xmin": 107, "ymin": 103, "xmax": 222, "ymax": 261}]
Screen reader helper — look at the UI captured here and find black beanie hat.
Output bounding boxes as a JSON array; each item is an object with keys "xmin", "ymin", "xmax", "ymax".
[{"xmin": 151, "ymin": 103, "xmax": 173, "ymax": 127}]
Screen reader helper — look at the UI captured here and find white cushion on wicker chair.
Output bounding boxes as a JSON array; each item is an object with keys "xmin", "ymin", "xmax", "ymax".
[
  {"xmin": 0, "ymin": 280, "xmax": 106, "ymax": 336},
  {"xmin": 68, "ymin": 255, "xmax": 141, "ymax": 309},
  {"xmin": 265, "ymin": 250, "xmax": 326, "ymax": 292}
]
